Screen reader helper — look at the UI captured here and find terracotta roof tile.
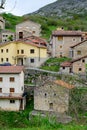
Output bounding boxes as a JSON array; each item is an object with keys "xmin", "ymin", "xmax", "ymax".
[
  {"xmin": 71, "ymin": 55, "xmax": 87, "ymax": 63},
  {"xmin": 0, "ymin": 66, "xmax": 24, "ymax": 74},
  {"xmin": 54, "ymin": 80, "xmax": 74, "ymax": 89},
  {"xmin": 61, "ymin": 61, "xmax": 72, "ymax": 67},
  {"xmin": 52, "ymin": 30, "xmax": 82, "ymax": 36}
]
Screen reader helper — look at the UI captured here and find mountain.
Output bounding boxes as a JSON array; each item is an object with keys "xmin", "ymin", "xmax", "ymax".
[{"xmin": 31, "ymin": 0, "xmax": 87, "ymax": 17}]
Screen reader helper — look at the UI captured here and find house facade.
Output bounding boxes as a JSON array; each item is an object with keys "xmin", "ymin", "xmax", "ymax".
[
  {"xmin": 60, "ymin": 56, "xmax": 87, "ymax": 74},
  {"xmin": 34, "ymin": 80, "xmax": 74, "ymax": 114},
  {"xmin": 0, "ymin": 39, "xmax": 47, "ymax": 67},
  {"xmin": 0, "ymin": 30, "xmax": 15, "ymax": 43},
  {"xmin": 70, "ymin": 40, "xmax": 87, "ymax": 59},
  {"xmin": 0, "ymin": 66, "xmax": 26, "ymax": 111},
  {"xmin": 16, "ymin": 20, "xmax": 41, "ymax": 40},
  {"xmin": 50, "ymin": 30, "xmax": 82, "ymax": 57}
]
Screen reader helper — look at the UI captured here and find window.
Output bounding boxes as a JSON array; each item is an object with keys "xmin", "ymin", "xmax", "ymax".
[
  {"xmin": 17, "ymin": 50, "xmax": 19, "ymax": 54},
  {"xmin": 58, "ymin": 36, "xmax": 63, "ymax": 41},
  {"xmin": 10, "ymin": 77, "xmax": 15, "ymax": 82},
  {"xmin": 79, "ymin": 68, "xmax": 82, "ymax": 71},
  {"xmin": 49, "ymin": 103, "xmax": 53, "ymax": 110},
  {"xmin": 32, "ymin": 31, "xmax": 35, "ymax": 34},
  {"xmin": 45, "ymin": 93, "xmax": 47, "ymax": 98},
  {"xmin": 60, "ymin": 46, "xmax": 62, "ymax": 48},
  {"xmin": 6, "ymin": 58, "xmax": 9, "ymax": 62},
  {"xmin": 1, "ymin": 49, "xmax": 3, "ymax": 53},
  {"xmin": 21, "ymin": 50, "xmax": 24, "ymax": 54},
  {"xmin": 19, "ymin": 32, "xmax": 23, "ymax": 39},
  {"xmin": 10, "ymin": 88, "xmax": 15, "ymax": 92},
  {"xmin": 10, "ymin": 100, "xmax": 15, "ymax": 103},
  {"xmin": 77, "ymin": 50, "xmax": 81, "ymax": 55},
  {"xmin": 82, "ymin": 59, "xmax": 85, "ymax": 63},
  {"xmin": 63, "ymin": 67, "xmax": 65, "ymax": 69},
  {"xmin": 30, "ymin": 49, "xmax": 34, "ymax": 53},
  {"xmin": 1, "ymin": 58, "xmax": 3, "ymax": 62},
  {"xmin": 6, "ymin": 49, "xmax": 8, "ymax": 53},
  {"xmin": 0, "ymin": 77, "xmax": 3, "ymax": 82},
  {"xmin": 73, "ymin": 38, "xmax": 76, "ymax": 41},
  {"xmin": 30, "ymin": 59, "xmax": 34, "ymax": 63},
  {"xmin": 0, "ymin": 88, "xmax": 2, "ymax": 93}
]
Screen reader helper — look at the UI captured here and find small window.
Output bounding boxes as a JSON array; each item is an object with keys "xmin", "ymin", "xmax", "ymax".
[
  {"xmin": 10, "ymin": 88, "xmax": 15, "ymax": 92},
  {"xmin": 1, "ymin": 58, "xmax": 3, "ymax": 62},
  {"xmin": 10, "ymin": 77, "xmax": 15, "ymax": 82},
  {"xmin": 54, "ymin": 93, "xmax": 56, "ymax": 96},
  {"xmin": 63, "ymin": 67, "xmax": 65, "ymax": 69},
  {"xmin": 32, "ymin": 31, "xmax": 35, "ymax": 34},
  {"xmin": 21, "ymin": 50, "xmax": 24, "ymax": 54},
  {"xmin": 60, "ymin": 46, "xmax": 62, "ymax": 48},
  {"xmin": 30, "ymin": 59, "xmax": 34, "ymax": 63},
  {"xmin": 6, "ymin": 58, "xmax": 9, "ymax": 62},
  {"xmin": 45, "ymin": 93, "xmax": 47, "ymax": 98},
  {"xmin": 10, "ymin": 100, "xmax": 15, "ymax": 103},
  {"xmin": 17, "ymin": 50, "xmax": 19, "ymax": 54},
  {"xmin": 73, "ymin": 39, "xmax": 76, "ymax": 41},
  {"xmin": 0, "ymin": 77, "xmax": 3, "ymax": 82},
  {"xmin": 79, "ymin": 68, "xmax": 82, "ymax": 71},
  {"xmin": 49, "ymin": 103, "xmax": 53, "ymax": 110},
  {"xmin": 77, "ymin": 50, "xmax": 81, "ymax": 55},
  {"xmin": 0, "ymin": 88, "xmax": 2, "ymax": 93},
  {"xmin": 30, "ymin": 49, "xmax": 34, "ymax": 53},
  {"xmin": 1, "ymin": 49, "xmax": 3, "ymax": 53},
  {"xmin": 82, "ymin": 59, "xmax": 85, "ymax": 63},
  {"xmin": 58, "ymin": 36, "xmax": 63, "ymax": 41},
  {"xmin": 6, "ymin": 49, "xmax": 8, "ymax": 53}
]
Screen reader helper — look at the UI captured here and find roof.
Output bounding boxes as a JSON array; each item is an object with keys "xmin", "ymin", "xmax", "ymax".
[
  {"xmin": 52, "ymin": 30, "xmax": 82, "ymax": 36},
  {"xmin": 61, "ymin": 61, "xmax": 72, "ymax": 67},
  {"xmin": 61, "ymin": 55, "xmax": 87, "ymax": 67},
  {"xmin": 0, "ymin": 66, "xmax": 24, "ymax": 74},
  {"xmin": 54, "ymin": 80, "xmax": 74, "ymax": 89},
  {"xmin": 16, "ymin": 20, "xmax": 41, "ymax": 27},
  {"xmin": 70, "ymin": 39, "xmax": 87, "ymax": 48},
  {"xmin": 71, "ymin": 55, "xmax": 87, "ymax": 63},
  {"xmin": 0, "ymin": 96, "xmax": 23, "ymax": 99},
  {"xmin": 0, "ymin": 39, "xmax": 47, "ymax": 49}
]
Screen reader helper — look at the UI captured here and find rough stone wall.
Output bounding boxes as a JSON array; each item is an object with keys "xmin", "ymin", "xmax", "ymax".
[{"xmin": 34, "ymin": 82, "xmax": 69, "ymax": 113}]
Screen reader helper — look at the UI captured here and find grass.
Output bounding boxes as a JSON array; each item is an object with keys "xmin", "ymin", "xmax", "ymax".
[{"xmin": 40, "ymin": 57, "xmax": 71, "ymax": 72}]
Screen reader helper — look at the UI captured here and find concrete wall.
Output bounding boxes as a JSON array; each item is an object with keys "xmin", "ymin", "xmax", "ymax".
[
  {"xmin": 34, "ymin": 82, "xmax": 69, "ymax": 113},
  {"xmin": 0, "ymin": 99, "xmax": 21, "ymax": 111}
]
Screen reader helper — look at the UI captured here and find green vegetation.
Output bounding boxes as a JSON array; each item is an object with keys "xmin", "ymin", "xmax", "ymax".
[
  {"xmin": 1, "ymin": 13, "xmax": 87, "ymax": 40},
  {"xmin": 40, "ymin": 57, "xmax": 71, "ymax": 71}
]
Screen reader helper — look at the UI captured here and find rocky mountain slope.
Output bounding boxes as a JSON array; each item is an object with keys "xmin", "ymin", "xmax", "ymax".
[{"xmin": 32, "ymin": 0, "xmax": 87, "ymax": 17}]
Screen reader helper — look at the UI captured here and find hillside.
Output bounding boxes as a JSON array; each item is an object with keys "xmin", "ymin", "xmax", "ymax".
[{"xmin": 32, "ymin": 0, "xmax": 87, "ymax": 17}]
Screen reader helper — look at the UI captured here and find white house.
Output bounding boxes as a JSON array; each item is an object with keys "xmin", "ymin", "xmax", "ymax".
[{"xmin": 0, "ymin": 66, "xmax": 26, "ymax": 111}]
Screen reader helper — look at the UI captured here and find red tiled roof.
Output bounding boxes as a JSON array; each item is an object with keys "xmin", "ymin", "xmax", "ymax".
[
  {"xmin": 0, "ymin": 66, "xmax": 24, "ymax": 74},
  {"xmin": 70, "ymin": 39, "xmax": 87, "ymax": 48},
  {"xmin": 52, "ymin": 30, "xmax": 82, "ymax": 36},
  {"xmin": 61, "ymin": 61, "xmax": 72, "ymax": 67},
  {"xmin": 54, "ymin": 80, "xmax": 74, "ymax": 89}
]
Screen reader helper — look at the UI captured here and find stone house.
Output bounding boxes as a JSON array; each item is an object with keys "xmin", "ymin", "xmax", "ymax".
[
  {"xmin": 0, "ymin": 37, "xmax": 47, "ymax": 67},
  {"xmin": 70, "ymin": 40, "xmax": 87, "ymax": 59},
  {"xmin": 0, "ymin": 66, "xmax": 26, "ymax": 111},
  {"xmin": 34, "ymin": 80, "xmax": 74, "ymax": 114},
  {"xmin": 60, "ymin": 55, "xmax": 87, "ymax": 74},
  {"xmin": 16, "ymin": 20, "xmax": 41, "ymax": 40},
  {"xmin": 0, "ymin": 30, "xmax": 15, "ymax": 43},
  {"xmin": 49, "ymin": 30, "xmax": 82, "ymax": 57}
]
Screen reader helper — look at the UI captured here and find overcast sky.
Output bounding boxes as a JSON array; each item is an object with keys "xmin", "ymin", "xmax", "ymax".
[{"xmin": 0, "ymin": 0, "xmax": 56, "ymax": 16}]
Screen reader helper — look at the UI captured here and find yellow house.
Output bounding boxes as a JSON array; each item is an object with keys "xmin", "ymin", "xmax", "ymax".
[{"xmin": 0, "ymin": 40, "xmax": 47, "ymax": 67}]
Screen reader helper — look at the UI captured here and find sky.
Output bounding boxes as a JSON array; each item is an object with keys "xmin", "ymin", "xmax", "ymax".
[{"xmin": 0, "ymin": 0, "xmax": 56, "ymax": 16}]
